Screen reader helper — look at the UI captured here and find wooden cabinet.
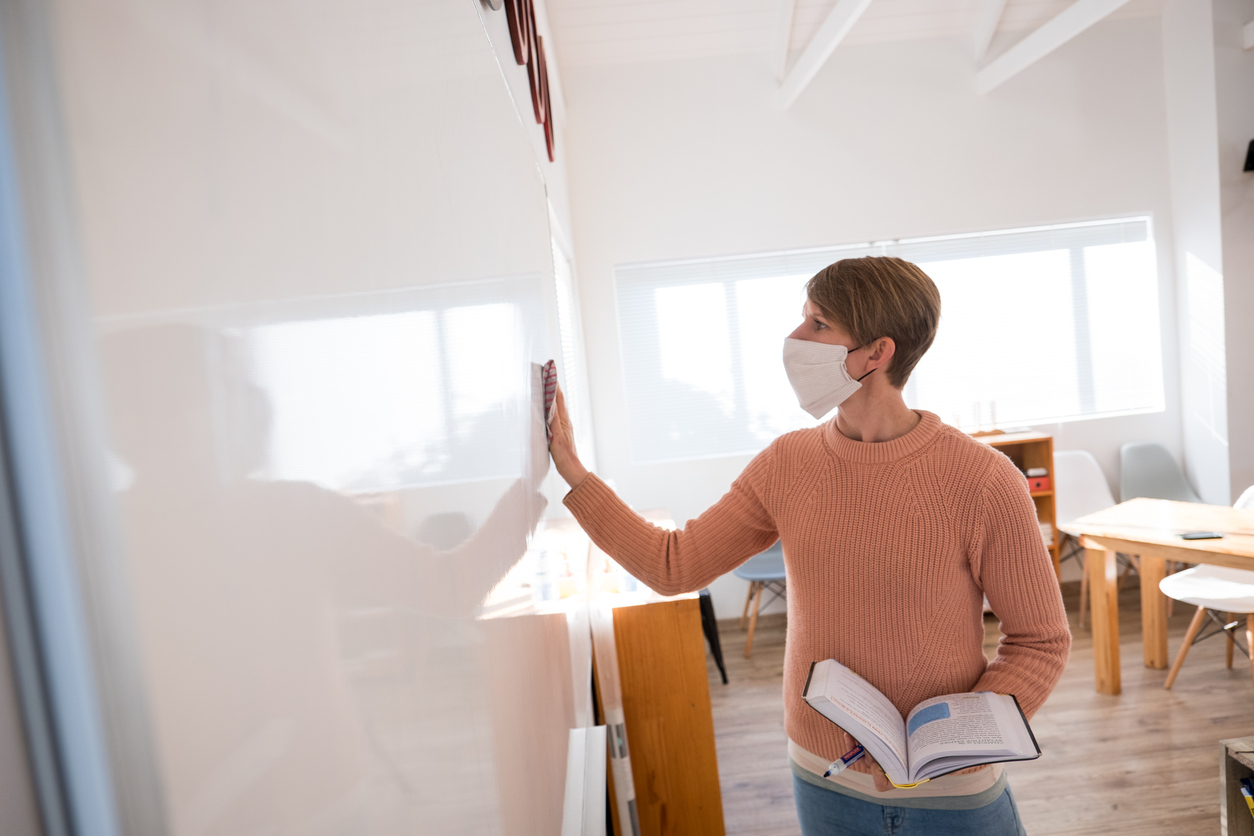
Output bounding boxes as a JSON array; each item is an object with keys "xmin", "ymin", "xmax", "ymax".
[
  {"xmin": 975, "ymin": 431, "xmax": 1060, "ymax": 579},
  {"xmin": 602, "ymin": 596, "xmax": 724, "ymax": 836}
]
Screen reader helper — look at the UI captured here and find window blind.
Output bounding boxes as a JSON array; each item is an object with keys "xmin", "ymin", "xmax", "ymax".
[{"xmin": 615, "ymin": 217, "xmax": 1162, "ymax": 464}]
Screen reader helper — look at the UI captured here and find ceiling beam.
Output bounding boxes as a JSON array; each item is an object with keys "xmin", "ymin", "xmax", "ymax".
[
  {"xmin": 972, "ymin": 0, "xmax": 1008, "ymax": 61},
  {"xmin": 777, "ymin": 0, "xmax": 875, "ymax": 109},
  {"xmin": 773, "ymin": 0, "xmax": 797, "ymax": 81},
  {"xmin": 976, "ymin": 0, "xmax": 1130, "ymax": 95}
]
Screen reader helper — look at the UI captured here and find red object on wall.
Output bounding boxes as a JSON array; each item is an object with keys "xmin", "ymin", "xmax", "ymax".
[
  {"xmin": 1027, "ymin": 476, "xmax": 1051, "ymax": 493},
  {"xmin": 499, "ymin": 0, "xmax": 556, "ymax": 162},
  {"xmin": 538, "ymin": 37, "xmax": 555, "ymax": 161},
  {"xmin": 525, "ymin": 0, "xmax": 543, "ymax": 122},
  {"xmin": 504, "ymin": 0, "xmax": 530, "ymax": 65}
]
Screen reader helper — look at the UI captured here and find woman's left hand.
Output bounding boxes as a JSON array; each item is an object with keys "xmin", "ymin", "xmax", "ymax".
[{"xmin": 549, "ymin": 385, "xmax": 589, "ymax": 489}]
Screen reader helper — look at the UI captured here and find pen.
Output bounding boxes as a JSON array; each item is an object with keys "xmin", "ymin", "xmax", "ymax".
[{"xmin": 823, "ymin": 745, "xmax": 865, "ymax": 778}]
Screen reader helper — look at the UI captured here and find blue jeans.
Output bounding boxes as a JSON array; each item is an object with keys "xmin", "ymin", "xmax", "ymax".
[{"xmin": 793, "ymin": 774, "xmax": 1028, "ymax": 836}]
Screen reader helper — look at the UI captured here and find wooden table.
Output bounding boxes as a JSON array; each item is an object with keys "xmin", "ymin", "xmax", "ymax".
[{"xmin": 1071, "ymin": 498, "xmax": 1254, "ymax": 695}]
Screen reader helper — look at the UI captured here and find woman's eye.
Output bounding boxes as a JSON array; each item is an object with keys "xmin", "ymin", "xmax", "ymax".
[{"xmin": 813, "ymin": 320, "xmax": 827, "ymax": 330}]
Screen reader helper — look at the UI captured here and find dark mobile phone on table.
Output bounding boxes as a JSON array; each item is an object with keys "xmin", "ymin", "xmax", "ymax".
[{"xmin": 1179, "ymin": 531, "xmax": 1224, "ymax": 540}]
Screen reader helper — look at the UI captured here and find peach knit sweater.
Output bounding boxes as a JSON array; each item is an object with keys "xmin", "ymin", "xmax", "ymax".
[{"xmin": 564, "ymin": 411, "xmax": 1071, "ymax": 764}]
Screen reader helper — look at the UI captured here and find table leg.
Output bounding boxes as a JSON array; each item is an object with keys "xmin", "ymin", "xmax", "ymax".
[
  {"xmin": 1086, "ymin": 542, "xmax": 1121, "ymax": 695},
  {"xmin": 1139, "ymin": 556, "xmax": 1168, "ymax": 669}
]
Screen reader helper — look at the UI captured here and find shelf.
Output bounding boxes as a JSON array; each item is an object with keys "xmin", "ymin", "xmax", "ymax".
[
  {"xmin": 970, "ymin": 431, "xmax": 1060, "ymax": 577},
  {"xmin": 974, "ymin": 430, "xmax": 1054, "ymax": 446}
]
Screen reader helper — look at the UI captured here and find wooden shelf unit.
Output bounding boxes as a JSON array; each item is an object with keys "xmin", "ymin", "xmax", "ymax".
[
  {"xmin": 1222, "ymin": 737, "xmax": 1254, "ymax": 836},
  {"xmin": 974, "ymin": 431, "xmax": 1060, "ymax": 579}
]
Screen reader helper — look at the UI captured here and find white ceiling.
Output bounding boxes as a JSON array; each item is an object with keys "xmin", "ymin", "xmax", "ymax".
[{"xmin": 545, "ymin": 0, "xmax": 1167, "ymax": 69}]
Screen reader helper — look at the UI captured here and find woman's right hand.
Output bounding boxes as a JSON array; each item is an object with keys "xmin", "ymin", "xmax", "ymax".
[
  {"xmin": 838, "ymin": 729, "xmax": 895, "ymax": 792},
  {"xmin": 549, "ymin": 385, "xmax": 590, "ymax": 490}
]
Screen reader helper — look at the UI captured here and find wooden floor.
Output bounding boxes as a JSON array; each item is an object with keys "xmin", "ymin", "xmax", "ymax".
[{"xmin": 705, "ymin": 582, "xmax": 1254, "ymax": 835}]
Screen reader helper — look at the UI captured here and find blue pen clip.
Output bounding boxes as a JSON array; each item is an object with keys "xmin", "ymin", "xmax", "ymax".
[{"xmin": 822, "ymin": 745, "xmax": 865, "ymax": 778}]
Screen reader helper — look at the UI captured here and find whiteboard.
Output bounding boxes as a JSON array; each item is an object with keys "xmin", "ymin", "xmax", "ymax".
[{"xmin": 42, "ymin": 0, "xmax": 590, "ymax": 832}]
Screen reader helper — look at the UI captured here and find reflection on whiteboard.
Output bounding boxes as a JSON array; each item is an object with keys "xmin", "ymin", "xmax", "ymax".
[
  {"xmin": 250, "ymin": 300, "xmax": 527, "ymax": 492},
  {"xmin": 100, "ymin": 322, "xmax": 555, "ymax": 834}
]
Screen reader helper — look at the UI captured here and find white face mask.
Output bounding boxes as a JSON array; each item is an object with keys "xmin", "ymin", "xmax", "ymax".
[{"xmin": 782, "ymin": 337, "xmax": 873, "ymax": 419}]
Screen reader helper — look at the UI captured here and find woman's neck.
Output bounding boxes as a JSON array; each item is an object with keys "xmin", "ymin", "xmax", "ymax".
[{"xmin": 834, "ymin": 388, "xmax": 919, "ymax": 443}]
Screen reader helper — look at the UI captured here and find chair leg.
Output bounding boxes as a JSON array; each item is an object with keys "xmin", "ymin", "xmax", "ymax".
[
  {"xmin": 1247, "ymin": 614, "xmax": 1254, "ymax": 696},
  {"xmin": 1165, "ymin": 606, "xmax": 1208, "ymax": 689},
  {"xmin": 1079, "ymin": 567, "xmax": 1089, "ymax": 631},
  {"xmin": 698, "ymin": 589, "xmax": 728, "ymax": 685},
  {"xmin": 1228, "ymin": 613, "xmax": 1236, "ymax": 669},
  {"xmin": 745, "ymin": 581, "xmax": 763, "ymax": 659},
  {"xmin": 740, "ymin": 582, "xmax": 754, "ymax": 630}
]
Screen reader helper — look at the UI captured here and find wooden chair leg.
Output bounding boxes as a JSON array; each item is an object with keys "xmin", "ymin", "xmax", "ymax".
[
  {"xmin": 745, "ymin": 582, "xmax": 763, "ymax": 659},
  {"xmin": 1228, "ymin": 613, "xmax": 1236, "ymax": 669},
  {"xmin": 1247, "ymin": 614, "xmax": 1254, "ymax": 696},
  {"xmin": 739, "ymin": 582, "xmax": 755, "ymax": 630},
  {"xmin": 1165, "ymin": 605, "xmax": 1208, "ymax": 689},
  {"xmin": 1079, "ymin": 566, "xmax": 1089, "ymax": 631}
]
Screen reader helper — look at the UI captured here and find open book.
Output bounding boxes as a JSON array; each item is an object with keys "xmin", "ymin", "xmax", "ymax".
[{"xmin": 802, "ymin": 659, "xmax": 1040, "ymax": 788}]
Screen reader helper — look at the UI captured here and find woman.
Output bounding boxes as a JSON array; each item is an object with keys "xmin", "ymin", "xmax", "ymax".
[{"xmin": 549, "ymin": 256, "xmax": 1070, "ymax": 835}]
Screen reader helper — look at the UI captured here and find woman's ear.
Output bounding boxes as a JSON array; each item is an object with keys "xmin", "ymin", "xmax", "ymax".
[{"xmin": 866, "ymin": 337, "xmax": 896, "ymax": 372}]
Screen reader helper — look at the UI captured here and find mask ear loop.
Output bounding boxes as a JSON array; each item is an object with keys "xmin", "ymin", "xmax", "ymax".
[{"xmin": 849, "ymin": 342, "xmax": 879, "ymax": 383}]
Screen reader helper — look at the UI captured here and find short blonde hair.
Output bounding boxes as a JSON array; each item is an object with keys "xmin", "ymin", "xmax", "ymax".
[{"xmin": 805, "ymin": 256, "xmax": 941, "ymax": 388}]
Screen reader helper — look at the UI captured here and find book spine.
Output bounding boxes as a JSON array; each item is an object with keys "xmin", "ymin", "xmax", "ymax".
[{"xmin": 1009, "ymin": 694, "xmax": 1042, "ymax": 756}]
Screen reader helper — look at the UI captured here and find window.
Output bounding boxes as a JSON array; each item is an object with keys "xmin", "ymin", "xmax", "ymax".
[{"xmin": 615, "ymin": 217, "xmax": 1162, "ymax": 464}]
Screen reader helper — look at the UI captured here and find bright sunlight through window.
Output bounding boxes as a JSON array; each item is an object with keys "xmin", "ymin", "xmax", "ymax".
[{"xmin": 615, "ymin": 217, "xmax": 1163, "ymax": 464}]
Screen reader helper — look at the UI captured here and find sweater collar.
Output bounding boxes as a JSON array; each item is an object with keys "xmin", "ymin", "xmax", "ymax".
[{"xmin": 822, "ymin": 409, "xmax": 942, "ymax": 464}]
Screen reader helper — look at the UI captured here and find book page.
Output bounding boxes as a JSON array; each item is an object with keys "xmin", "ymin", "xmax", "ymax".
[
  {"xmin": 905, "ymin": 693, "xmax": 1036, "ymax": 781},
  {"xmin": 804, "ymin": 661, "xmax": 908, "ymax": 782}
]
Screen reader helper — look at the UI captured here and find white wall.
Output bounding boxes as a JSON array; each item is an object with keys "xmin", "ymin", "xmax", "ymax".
[
  {"xmin": 1215, "ymin": 0, "xmax": 1254, "ymax": 498},
  {"xmin": 1162, "ymin": 0, "xmax": 1254, "ymax": 504},
  {"xmin": 564, "ymin": 17, "xmax": 1183, "ymax": 614},
  {"xmin": 1163, "ymin": 0, "xmax": 1232, "ymax": 505}
]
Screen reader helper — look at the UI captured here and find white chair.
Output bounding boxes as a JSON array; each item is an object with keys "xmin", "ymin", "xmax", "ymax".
[
  {"xmin": 1237, "ymin": 486, "xmax": 1254, "ymax": 511},
  {"xmin": 1161, "ymin": 485, "xmax": 1254, "ymax": 691},
  {"xmin": 1055, "ymin": 451, "xmax": 1119, "ymax": 629},
  {"xmin": 1121, "ymin": 442, "xmax": 1205, "ymax": 616},
  {"xmin": 1120, "ymin": 441, "xmax": 1202, "ymax": 503}
]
